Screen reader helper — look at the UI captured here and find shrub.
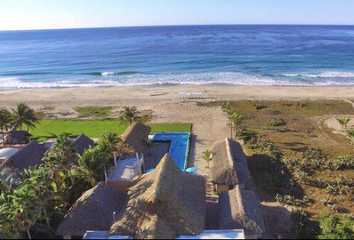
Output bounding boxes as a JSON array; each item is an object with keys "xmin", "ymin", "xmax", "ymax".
[
  {"xmin": 254, "ymin": 103, "xmax": 267, "ymax": 110},
  {"xmin": 317, "ymin": 215, "xmax": 354, "ymax": 239},
  {"xmin": 330, "ymin": 155, "xmax": 354, "ymax": 171},
  {"xmin": 269, "ymin": 118, "xmax": 287, "ymax": 127}
]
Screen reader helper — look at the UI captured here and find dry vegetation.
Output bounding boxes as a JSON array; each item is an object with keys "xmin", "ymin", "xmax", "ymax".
[{"xmin": 199, "ymin": 100, "xmax": 354, "ymax": 238}]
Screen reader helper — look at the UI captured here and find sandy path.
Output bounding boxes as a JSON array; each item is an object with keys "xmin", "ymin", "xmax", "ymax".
[
  {"xmin": 152, "ymin": 102, "xmax": 229, "ymax": 176},
  {"xmin": 325, "ymin": 99, "xmax": 354, "ymax": 135}
]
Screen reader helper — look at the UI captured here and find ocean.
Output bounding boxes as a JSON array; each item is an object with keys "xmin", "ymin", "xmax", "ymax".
[{"xmin": 1, "ymin": 25, "xmax": 354, "ymax": 89}]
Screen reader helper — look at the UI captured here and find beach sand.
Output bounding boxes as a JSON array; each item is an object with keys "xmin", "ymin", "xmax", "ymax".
[{"xmin": 1, "ymin": 85, "xmax": 353, "ymax": 175}]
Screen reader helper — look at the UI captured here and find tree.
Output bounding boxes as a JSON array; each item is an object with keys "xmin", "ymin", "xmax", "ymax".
[
  {"xmin": 118, "ymin": 106, "xmax": 141, "ymax": 125},
  {"xmin": 337, "ymin": 118, "xmax": 351, "ymax": 132},
  {"xmin": 230, "ymin": 112, "xmax": 243, "ymax": 139},
  {"xmin": 72, "ymin": 148, "xmax": 104, "ymax": 190},
  {"xmin": 347, "ymin": 130, "xmax": 354, "ymax": 146},
  {"xmin": 222, "ymin": 102, "xmax": 234, "ymax": 140},
  {"xmin": 0, "ymin": 108, "xmax": 13, "ymax": 146},
  {"xmin": 201, "ymin": 149, "xmax": 213, "ymax": 169},
  {"xmin": 12, "ymin": 103, "xmax": 39, "ymax": 131}
]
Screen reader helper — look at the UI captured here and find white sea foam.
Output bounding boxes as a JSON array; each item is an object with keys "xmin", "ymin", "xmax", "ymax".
[
  {"xmin": 1, "ymin": 71, "xmax": 354, "ymax": 90},
  {"xmin": 283, "ymin": 72, "xmax": 354, "ymax": 79}
]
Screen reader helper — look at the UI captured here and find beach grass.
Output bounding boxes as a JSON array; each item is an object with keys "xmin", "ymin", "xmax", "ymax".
[
  {"xmin": 73, "ymin": 106, "xmax": 114, "ymax": 118},
  {"xmin": 30, "ymin": 119, "xmax": 191, "ymax": 140}
]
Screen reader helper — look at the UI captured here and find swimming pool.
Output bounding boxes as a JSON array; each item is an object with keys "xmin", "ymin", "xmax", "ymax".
[{"xmin": 152, "ymin": 132, "xmax": 191, "ymax": 171}]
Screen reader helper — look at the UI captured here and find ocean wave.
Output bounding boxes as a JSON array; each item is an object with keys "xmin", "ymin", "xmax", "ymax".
[
  {"xmin": 2, "ymin": 72, "xmax": 354, "ymax": 89},
  {"xmin": 90, "ymin": 71, "xmax": 143, "ymax": 76},
  {"xmin": 283, "ymin": 72, "xmax": 354, "ymax": 79}
]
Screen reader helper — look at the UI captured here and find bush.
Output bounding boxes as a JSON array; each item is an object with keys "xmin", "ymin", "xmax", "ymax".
[
  {"xmin": 269, "ymin": 118, "xmax": 287, "ymax": 127},
  {"xmin": 330, "ymin": 155, "xmax": 354, "ymax": 171},
  {"xmin": 317, "ymin": 215, "xmax": 354, "ymax": 239},
  {"xmin": 254, "ymin": 103, "xmax": 268, "ymax": 110}
]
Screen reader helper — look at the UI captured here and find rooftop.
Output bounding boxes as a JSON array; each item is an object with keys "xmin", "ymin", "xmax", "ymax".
[{"xmin": 108, "ymin": 155, "xmax": 144, "ymax": 182}]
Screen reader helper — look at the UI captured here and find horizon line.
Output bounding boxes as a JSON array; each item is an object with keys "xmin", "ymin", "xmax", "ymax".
[{"xmin": 1, "ymin": 23, "xmax": 354, "ymax": 32}]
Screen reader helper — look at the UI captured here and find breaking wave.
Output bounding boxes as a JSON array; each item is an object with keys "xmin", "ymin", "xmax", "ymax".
[{"xmin": 1, "ymin": 71, "xmax": 354, "ymax": 90}]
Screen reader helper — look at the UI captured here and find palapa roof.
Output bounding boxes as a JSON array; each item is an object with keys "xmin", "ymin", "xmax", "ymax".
[
  {"xmin": 219, "ymin": 186, "xmax": 265, "ymax": 236},
  {"xmin": 56, "ymin": 182, "xmax": 126, "ymax": 237},
  {"xmin": 44, "ymin": 134, "xmax": 94, "ymax": 165},
  {"xmin": 1, "ymin": 141, "xmax": 47, "ymax": 172},
  {"xmin": 73, "ymin": 134, "xmax": 95, "ymax": 156},
  {"xmin": 110, "ymin": 154, "xmax": 206, "ymax": 239},
  {"xmin": 210, "ymin": 138, "xmax": 250, "ymax": 186},
  {"xmin": 120, "ymin": 122, "xmax": 151, "ymax": 155},
  {"xmin": 4, "ymin": 131, "xmax": 31, "ymax": 145}
]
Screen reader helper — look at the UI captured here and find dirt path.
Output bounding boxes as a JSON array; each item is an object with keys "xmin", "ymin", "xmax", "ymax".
[
  {"xmin": 324, "ymin": 99, "xmax": 354, "ymax": 136},
  {"xmin": 152, "ymin": 102, "xmax": 229, "ymax": 176}
]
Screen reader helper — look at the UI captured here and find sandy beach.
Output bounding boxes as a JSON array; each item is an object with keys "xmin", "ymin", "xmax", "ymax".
[
  {"xmin": 1, "ymin": 85, "xmax": 353, "ymax": 176},
  {"xmin": 1, "ymin": 86, "xmax": 354, "ymax": 111}
]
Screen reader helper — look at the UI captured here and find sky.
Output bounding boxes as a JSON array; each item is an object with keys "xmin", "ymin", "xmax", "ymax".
[{"xmin": 0, "ymin": 0, "xmax": 354, "ymax": 31}]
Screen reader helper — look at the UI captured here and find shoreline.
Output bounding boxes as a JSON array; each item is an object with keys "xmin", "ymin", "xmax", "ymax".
[{"xmin": 0, "ymin": 85, "xmax": 353, "ymax": 115}]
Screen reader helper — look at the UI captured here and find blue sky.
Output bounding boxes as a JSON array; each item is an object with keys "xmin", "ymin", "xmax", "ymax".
[{"xmin": 0, "ymin": 0, "xmax": 354, "ymax": 30}]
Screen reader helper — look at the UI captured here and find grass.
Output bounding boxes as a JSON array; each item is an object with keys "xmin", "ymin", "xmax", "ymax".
[
  {"xmin": 29, "ymin": 119, "xmax": 191, "ymax": 140},
  {"xmin": 200, "ymin": 99, "xmax": 354, "ymax": 238},
  {"xmin": 73, "ymin": 106, "xmax": 114, "ymax": 118}
]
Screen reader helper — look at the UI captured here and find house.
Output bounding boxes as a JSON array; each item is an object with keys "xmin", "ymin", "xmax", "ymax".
[
  {"xmin": 106, "ymin": 122, "xmax": 151, "ymax": 192},
  {"xmin": 72, "ymin": 134, "xmax": 95, "ymax": 156},
  {"xmin": 1, "ymin": 141, "xmax": 47, "ymax": 172},
  {"xmin": 0, "ymin": 148, "xmax": 20, "ymax": 164},
  {"xmin": 119, "ymin": 121, "xmax": 151, "ymax": 155},
  {"xmin": 210, "ymin": 138, "xmax": 251, "ymax": 194},
  {"xmin": 219, "ymin": 186, "xmax": 266, "ymax": 239},
  {"xmin": 4, "ymin": 131, "xmax": 32, "ymax": 145},
  {"xmin": 109, "ymin": 154, "xmax": 206, "ymax": 239},
  {"xmin": 45, "ymin": 134, "xmax": 94, "ymax": 165},
  {"xmin": 56, "ymin": 182, "xmax": 126, "ymax": 239}
]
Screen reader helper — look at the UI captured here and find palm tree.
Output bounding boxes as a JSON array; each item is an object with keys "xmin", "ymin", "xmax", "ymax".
[
  {"xmin": 201, "ymin": 149, "xmax": 213, "ymax": 169},
  {"xmin": 337, "ymin": 118, "xmax": 351, "ymax": 132},
  {"xmin": 230, "ymin": 112, "xmax": 243, "ymax": 139},
  {"xmin": 347, "ymin": 130, "xmax": 354, "ymax": 146},
  {"xmin": 12, "ymin": 103, "xmax": 39, "ymax": 132},
  {"xmin": 51, "ymin": 135, "xmax": 77, "ymax": 185},
  {"xmin": 222, "ymin": 102, "xmax": 235, "ymax": 140},
  {"xmin": 0, "ymin": 108, "xmax": 13, "ymax": 146},
  {"xmin": 72, "ymin": 148, "xmax": 105, "ymax": 190},
  {"xmin": 118, "ymin": 106, "xmax": 141, "ymax": 125}
]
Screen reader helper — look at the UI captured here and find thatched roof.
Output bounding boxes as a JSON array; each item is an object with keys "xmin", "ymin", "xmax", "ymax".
[
  {"xmin": 110, "ymin": 154, "xmax": 206, "ymax": 239},
  {"xmin": 210, "ymin": 138, "xmax": 250, "ymax": 186},
  {"xmin": 56, "ymin": 182, "xmax": 126, "ymax": 237},
  {"xmin": 219, "ymin": 186, "xmax": 265, "ymax": 236},
  {"xmin": 73, "ymin": 134, "xmax": 95, "ymax": 156},
  {"xmin": 4, "ymin": 131, "xmax": 31, "ymax": 145},
  {"xmin": 1, "ymin": 141, "xmax": 46, "ymax": 172},
  {"xmin": 44, "ymin": 134, "xmax": 94, "ymax": 165},
  {"xmin": 120, "ymin": 122, "xmax": 151, "ymax": 155}
]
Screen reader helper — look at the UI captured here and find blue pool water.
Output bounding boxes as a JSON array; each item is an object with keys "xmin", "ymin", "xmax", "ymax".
[{"xmin": 152, "ymin": 133, "xmax": 191, "ymax": 171}]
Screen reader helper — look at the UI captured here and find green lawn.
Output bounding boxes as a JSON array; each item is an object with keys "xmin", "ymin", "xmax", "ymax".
[{"xmin": 30, "ymin": 120, "xmax": 192, "ymax": 140}]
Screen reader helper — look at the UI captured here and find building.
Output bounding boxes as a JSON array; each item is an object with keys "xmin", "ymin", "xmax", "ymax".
[
  {"xmin": 219, "ymin": 186, "xmax": 266, "ymax": 239},
  {"xmin": 119, "ymin": 122, "xmax": 151, "ymax": 155},
  {"xmin": 210, "ymin": 138, "xmax": 251, "ymax": 194},
  {"xmin": 1, "ymin": 141, "xmax": 47, "ymax": 172},
  {"xmin": 56, "ymin": 182, "xmax": 126, "ymax": 239},
  {"xmin": 109, "ymin": 154, "xmax": 206, "ymax": 239},
  {"xmin": 0, "ymin": 148, "xmax": 19, "ymax": 164},
  {"xmin": 4, "ymin": 131, "xmax": 32, "ymax": 146},
  {"xmin": 106, "ymin": 122, "xmax": 151, "ymax": 192}
]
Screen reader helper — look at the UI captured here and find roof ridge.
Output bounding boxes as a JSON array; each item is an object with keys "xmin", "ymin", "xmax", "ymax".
[
  {"xmin": 235, "ymin": 186, "xmax": 246, "ymax": 216},
  {"xmin": 225, "ymin": 138, "xmax": 235, "ymax": 168}
]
